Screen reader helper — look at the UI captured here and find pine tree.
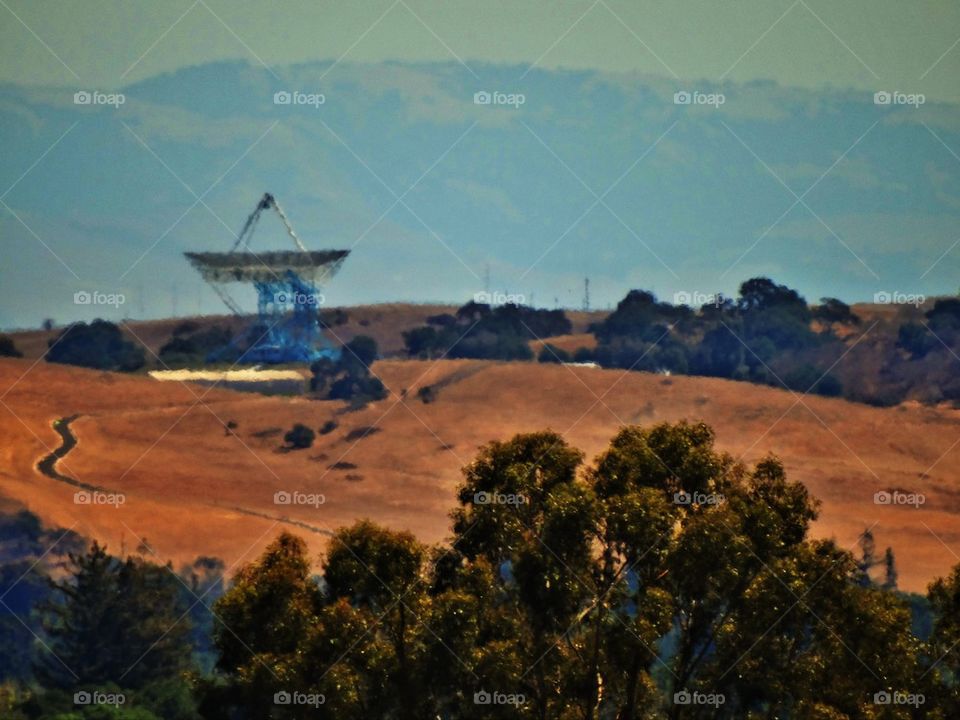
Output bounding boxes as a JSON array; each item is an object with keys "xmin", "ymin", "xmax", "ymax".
[
  {"xmin": 36, "ymin": 542, "xmax": 118, "ymax": 687},
  {"xmin": 36, "ymin": 542, "xmax": 192, "ymax": 690},
  {"xmin": 856, "ymin": 528, "xmax": 877, "ymax": 586},
  {"xmin": 882, "ymin": 546, "xmax": 898, "ymax": 590}
]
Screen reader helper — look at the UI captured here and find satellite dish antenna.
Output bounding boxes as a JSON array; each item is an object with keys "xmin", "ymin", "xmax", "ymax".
[{"xmin": 184, "ymin": 193, "xmax": 350, "ymax": 363}]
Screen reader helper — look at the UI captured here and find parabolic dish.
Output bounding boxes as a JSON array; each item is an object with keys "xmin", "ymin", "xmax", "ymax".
[{"xmin": 184, "ymin": 250, "xmax": 350, "ymax": 285}]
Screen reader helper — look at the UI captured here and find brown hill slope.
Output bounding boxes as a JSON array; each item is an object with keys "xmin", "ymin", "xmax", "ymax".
[
  {"xmin": 6, "ymin": 304, "xmax": 607, "ymax": 361},
  {"xmin": 1, "ymin": 356, "xmax": 957, "ymax": 591}
]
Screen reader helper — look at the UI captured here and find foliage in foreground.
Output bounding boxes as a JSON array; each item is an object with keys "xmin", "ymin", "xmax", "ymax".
[
  {"xmin": 8, "ymin": 422, "xmax": 960, "ymax": 718},
  {"xmin": 209, "ymin": 422, "xmax": 960, "ymax": 719},
  {"xmin": 3, "ymin": 530, "xmax": 222, "ymax": 720}
]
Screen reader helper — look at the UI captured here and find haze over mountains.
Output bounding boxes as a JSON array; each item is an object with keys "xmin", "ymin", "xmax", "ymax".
[{"xmin": 2, "ymin": 59, "xmax": 959, "ymax": 328}]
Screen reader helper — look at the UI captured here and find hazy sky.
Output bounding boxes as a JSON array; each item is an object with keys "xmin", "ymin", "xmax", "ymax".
[
  {"xmin": 2, "ymin": 0, "xmax": 959, "ymax": 100},
  {"xmin": 2, "ymin": 1, "xmax": 960, "ymax": 328}
]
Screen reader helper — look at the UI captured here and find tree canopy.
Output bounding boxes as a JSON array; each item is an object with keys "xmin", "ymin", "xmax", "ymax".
[
  {"xmin": 206, "ymin": 422, "xmax": 955, "ymax": 719},
  {"xmin": 46, "ymin": 321, "xmax": 145, "ymax": 372},
  {"xmin": 403, "ymin": 301, "xmax": 571, "ymax": 361}
]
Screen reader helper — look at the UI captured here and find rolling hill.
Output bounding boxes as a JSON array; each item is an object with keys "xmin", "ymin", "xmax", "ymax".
[
  {"xmin": 1, "ymin": 347, "xmax": 958, "ymax": 592},
  {"xmin": 6, "ymin": 303, "xmax": 606, "ymax": 363}
]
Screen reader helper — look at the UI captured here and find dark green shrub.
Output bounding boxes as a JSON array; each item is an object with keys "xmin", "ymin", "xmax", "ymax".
[
  {"xmin": 46, "ymin": 320, "xmax": 145, "ymax": 372},
  {"xmin": 538, "ymin": 344, "xmax": 571, "ymax": 363},
  {"xmin": 284, "ymin": 424, "xmax": 315, "ymax": 450},
  {"xmin": 0, "ymin": 336, "xmax": 22, "ymax": 358}
]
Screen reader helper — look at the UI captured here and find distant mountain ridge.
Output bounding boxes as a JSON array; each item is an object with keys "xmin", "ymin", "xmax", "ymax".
[{"xmin": 1, "ymin": 59, "xmax": 958, "ymax": 328}]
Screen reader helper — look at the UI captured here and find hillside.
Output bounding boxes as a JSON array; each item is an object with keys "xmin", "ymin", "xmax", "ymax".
[
  {"xmin": 1, "ymin": 353, "xmax": 958, "ymax": 592},
  {"xmin": 6, "ymin": 303, "xmax": 606, "ymax": 363}
]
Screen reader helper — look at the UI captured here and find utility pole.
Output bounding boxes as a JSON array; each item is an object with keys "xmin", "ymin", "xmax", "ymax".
[{"xmin": 583, "ymin": 277, "xmax": 590, "ymax": 312}]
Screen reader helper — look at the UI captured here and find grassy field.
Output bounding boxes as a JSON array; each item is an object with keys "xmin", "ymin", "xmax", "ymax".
[{"xmin": 1, "ymin": 347, "xmax": 958, "ymax": 592}]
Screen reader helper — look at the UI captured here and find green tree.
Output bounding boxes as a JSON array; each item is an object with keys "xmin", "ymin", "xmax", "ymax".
[
  {"xmin": 783, "ymin": 364, "xmax": 843, "ymax": 397},
  {"xmin": 38, "ymin": 543, "xmax": 192, "ymax": 689},
  {"xmin": 883, "ymin": 547, "xmax": 898, "ymax": 590},
  {"xmin": 208, "ymin": 423, "xmax": 945, "ymax": 719},
  {"xmin": 737, "ymin": 277, "xmax": 809, "ymax": 318},
  {"xmin": 0, "ymin": 335, "xmax": 23, "ymax": 358},
  {"xmin": 537, "ymin": 343, "xmax": 571, "ymax": 363},
  {"xmin": 451, "ymin": 431, "xmax": 597, "ymax": 719},
  {"xmin": 691, "ymin": 324, "xmax": 744, "ymax": 378},
  {"xmin": 283, "ymin": 423, "xmax": 315, "ymax": 450},
  {"xmin": 402, "ymin": 326, "xmax": 439, "ymax": 359},
  {"xmin": 321, "ymin": 521, "xmax": 428, "ymax": 719},
  {"xmin": 339, "ymin": 335, "xmax": 379, "ymax": 377},
  {"xmin": 37, "ymin": 542, "xmax": 119, "ymax": 688},
  {"xmin": 813, "ymin": 297, "xmax": 859, "ymax": 325},
  {"xmin": 927, "ymin": 564, "xmax": 960, "ymax": 715},
  {"xmin": 213, "ymin": 533, "xmax": 321, "ymax": 717},
  {"xmin": 310, "ymin": 336, "xmax": 386, "ymax": 405},
  {"xmin": 46, "ymin": 321, "xmax": 145, "ymax": 372}
]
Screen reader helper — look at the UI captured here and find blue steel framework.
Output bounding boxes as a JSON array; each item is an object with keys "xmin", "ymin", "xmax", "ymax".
[{"xmin": 184, "ymin": 194, "xmax": 349, "ymax": 363}]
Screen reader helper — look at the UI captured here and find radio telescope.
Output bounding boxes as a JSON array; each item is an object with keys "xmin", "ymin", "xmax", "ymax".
[{"xmin": 185, "ymin": 193, "xmax": 349, "ymax": 363}]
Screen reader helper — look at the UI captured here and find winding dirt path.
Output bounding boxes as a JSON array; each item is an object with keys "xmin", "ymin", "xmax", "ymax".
[
  {"xmin": 37, "ymin": 415, "xmax": 332, "ymax": 538},
  {"xmin": 36, "ymin": 415, "xmax": 100, "ymax": 492}
]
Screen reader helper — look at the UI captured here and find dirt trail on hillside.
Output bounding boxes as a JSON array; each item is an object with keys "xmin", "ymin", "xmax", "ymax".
[
  {"xmin": 3, "ymin": 357, "xmax": 960, "ymax": 591},
  {"xmin": 31, "ymin": 411, "xmax": 335, "ymax": 549},
  {"xmin": 36, "ymin": 416, "xmax": 88, "ymax": 487}
]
